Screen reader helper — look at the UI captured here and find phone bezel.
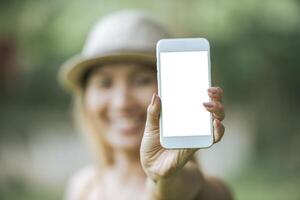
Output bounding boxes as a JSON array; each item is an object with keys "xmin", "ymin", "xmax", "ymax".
[{"xmin": 156, "ymin": 38, "xmax": 213, "ymax": 149}]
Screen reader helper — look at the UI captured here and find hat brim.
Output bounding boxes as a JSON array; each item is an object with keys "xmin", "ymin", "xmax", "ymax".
[{"xmin": 58, "ymin": 52, "xmax": 156, "ymax": 91}]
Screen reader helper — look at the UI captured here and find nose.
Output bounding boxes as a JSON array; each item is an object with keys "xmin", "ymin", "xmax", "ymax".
[{"xmin": 111, "ymin": 85, "xmax": 135, "ymax": 115}]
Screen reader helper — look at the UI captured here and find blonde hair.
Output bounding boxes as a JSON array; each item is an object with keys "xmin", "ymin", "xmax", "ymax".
[{"xmin": 72, "ymin": 89, "xmax": 113, "ymax": 169}]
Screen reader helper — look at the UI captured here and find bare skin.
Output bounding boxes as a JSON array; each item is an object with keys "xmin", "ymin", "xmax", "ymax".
[{"xmin": 65, "ymin": 63, "xmax": 233, "ymax": 200}]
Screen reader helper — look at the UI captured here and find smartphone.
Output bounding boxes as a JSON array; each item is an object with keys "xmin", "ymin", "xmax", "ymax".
[{"xmin": 156, "ymin": 38, "xmax": 213, "ymax": 149}]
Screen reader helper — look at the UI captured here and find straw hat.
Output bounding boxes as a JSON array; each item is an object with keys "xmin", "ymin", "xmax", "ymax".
[{"xmin": 58, "ymin": 10, "xmax": 171, "ymax": 91}]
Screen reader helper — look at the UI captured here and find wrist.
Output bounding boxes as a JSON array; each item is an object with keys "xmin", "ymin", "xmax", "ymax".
[
  {"xmin": 143, "ymin": 165, "xmax": 181, "ymax": 184},
  {"xmin": 145, "ymin": 162, "xmax": 204, "ymax": 200},
  {"xmin": 145, "ymin": 175, "xmax": 179, "ymax": 200}
]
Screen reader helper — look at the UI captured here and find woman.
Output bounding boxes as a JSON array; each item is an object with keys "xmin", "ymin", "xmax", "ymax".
[{"xmin": 59, "ymin": 10, "xmax": 233, "ymax": 200}]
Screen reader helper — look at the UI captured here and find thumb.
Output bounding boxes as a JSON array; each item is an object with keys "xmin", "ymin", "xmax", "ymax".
[{"xmin": 144, "ymin": 93, "xmax": 161, "ymax": 133}]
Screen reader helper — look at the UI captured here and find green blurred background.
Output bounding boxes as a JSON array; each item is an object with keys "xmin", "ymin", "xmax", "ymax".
[{"xmin": 1, "ymin": 0, "xmax": 300, "ymax": 199}]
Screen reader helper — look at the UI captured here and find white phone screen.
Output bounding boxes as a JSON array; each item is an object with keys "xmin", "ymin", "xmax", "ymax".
[{"xmin": 160, "ymin": 51, "xmax": 211, "ymax": 137}]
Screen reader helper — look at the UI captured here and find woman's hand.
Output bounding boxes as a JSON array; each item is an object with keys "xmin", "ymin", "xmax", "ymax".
[{"xmin": 140, "ymin": 87, "xmax": 225, "ymax": 182}]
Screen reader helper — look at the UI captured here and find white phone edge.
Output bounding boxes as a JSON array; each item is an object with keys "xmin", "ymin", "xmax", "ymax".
[{"xmin": 156, "ymin": 37, "xmax": 214, "ymax": 149}]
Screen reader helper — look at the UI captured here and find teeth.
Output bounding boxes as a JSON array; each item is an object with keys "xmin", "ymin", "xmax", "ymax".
[
  {"xmin": 114, "ymin": 118, "xmax": 139, "ymax": 123},
  {"xmin": 113, "ymin": 118, "xmax": 140, "ymax": 128}
]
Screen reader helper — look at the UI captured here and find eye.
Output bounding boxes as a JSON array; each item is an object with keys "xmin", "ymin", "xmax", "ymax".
[
  {"xmin": 133, "ymin": 75, "xmax": 154, "ymax": 86},
  {"xmin": 95, "ymin": 77, "xmax": 112, "ymax": 88}
]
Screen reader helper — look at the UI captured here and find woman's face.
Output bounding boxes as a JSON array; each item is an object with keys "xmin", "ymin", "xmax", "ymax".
[{"xmin": 84, "ymin": 62, "xmax": 157, "ymax": 150}]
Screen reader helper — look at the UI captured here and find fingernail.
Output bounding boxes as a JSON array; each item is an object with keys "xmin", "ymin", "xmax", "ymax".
[
  {"xmin": 203, "ymin": 102, "xmax": 213, "ymax": 107},
  {"xmin": 151, "ymin": 93, "xmax": 156, "ymax": 106},
  {"xmin": 208, "ymin": 88, "xmax": 217, "ymax": 94}
]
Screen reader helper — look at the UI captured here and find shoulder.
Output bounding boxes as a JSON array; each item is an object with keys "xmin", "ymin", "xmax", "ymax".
[
  {"xmin": 64, "ymin": 165, "xmax": 98, "ymax": 200},
  {"xmin": 196, "ymin": 176, "xmax": 234, "ymax": 200}
]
